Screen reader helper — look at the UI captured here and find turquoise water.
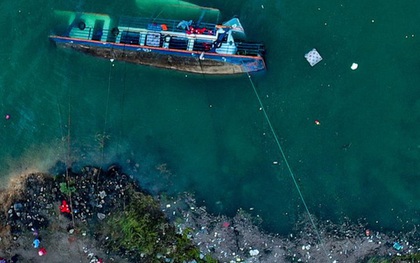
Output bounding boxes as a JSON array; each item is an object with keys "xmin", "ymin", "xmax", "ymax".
[{"xmin": 0, "ymin": 0, "xmax": 419, "ymax": 234}]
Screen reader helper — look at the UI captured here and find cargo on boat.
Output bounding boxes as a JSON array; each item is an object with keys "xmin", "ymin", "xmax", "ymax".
[{"xmin": 49, "ymin": 9, "xmax": 266, "ymax": 75}]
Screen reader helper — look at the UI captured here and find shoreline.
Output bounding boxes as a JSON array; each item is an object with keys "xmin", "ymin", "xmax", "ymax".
[
  {"xmin": 0, "ymin": 166, "xmax": 418, "ymax": 262},
  {"xmin": 160, "ymin": 193, "xmax": 419, "ymax": 262}
]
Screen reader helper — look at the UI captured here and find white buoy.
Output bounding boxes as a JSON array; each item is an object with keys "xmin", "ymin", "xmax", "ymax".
[{"xmin": 351, "ymin": 63, "xmax": 358, "ymax": 70}]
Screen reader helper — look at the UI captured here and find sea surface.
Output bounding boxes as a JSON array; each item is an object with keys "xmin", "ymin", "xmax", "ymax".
[{"xmin": 0, "ymin": 0, "xmax": 419, "ymax": 235}]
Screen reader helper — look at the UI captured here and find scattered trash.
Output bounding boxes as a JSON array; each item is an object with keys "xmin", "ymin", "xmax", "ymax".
[
  {"xmin": 305, "ymin": 48, "xmax": 323, "ymax": 67},
  {"xmin": 33, "ymin": 238, "xmax": 40, "ymax": 248},
  {"xmin": 88, "ymin": 256, "xmax": 104, "ymax": 263},
  {"xmin": 351, "ymin": 63, "xmax": 358, "ymax": 70},
  {"xmin": 98, "ymin": 190, "xmax": 107, "ymax": 199},
  {"xmin": 97, "ymin": 213, "xmax": 106, "ymax": 220},
  {"xmin": 13, "ymin": 203, "xmax": 23, "ymax": 212},
  {"xmin": 60, "ymin": 200, "xmax": 71, "ymax": 213},
  {"xmin": 68, "ymin": 227, "xmax": 75, "ymax": 234},
  {"xmin": 302, "ymin": 244, "xmax": 311, "ymax": 250},
  {"xmin": 38, "ymin": 247, "xmax": 47, "ymax": 256},
  {"xmin": 31, "ymin": 228, "xmax": 39, "ymax": 236},
  {"xmin": 393, "ymin": 242, "xmax": 403, "ymax": 251},
  {"xmin": 5, "ymin": 164, "xmax": 418, "ymax": 262},
  {"xmin": 88, "ymin": 253, "xmax": 104, "ymax": 263}
]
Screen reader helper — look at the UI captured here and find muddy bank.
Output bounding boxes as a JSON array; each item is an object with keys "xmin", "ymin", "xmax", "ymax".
[{"xmin": 0, "ymin": 166, "xmax": 418, "ymax": 263}]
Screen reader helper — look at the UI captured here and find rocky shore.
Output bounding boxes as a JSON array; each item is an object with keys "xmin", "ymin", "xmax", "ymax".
[
  {"xmin": 0, "ymin": 165, "xmax": 418, "ymax": 262},
  {"xmin": 160, "ymin": 194, "xmax": 419, "ymax": 263}
]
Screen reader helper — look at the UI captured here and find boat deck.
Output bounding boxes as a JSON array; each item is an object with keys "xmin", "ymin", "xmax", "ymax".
[{"xmin": 65, "ymin": 16, "xmax": 264, "ymax": 57}]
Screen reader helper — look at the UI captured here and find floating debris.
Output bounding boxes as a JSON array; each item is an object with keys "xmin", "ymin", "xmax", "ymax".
[{"xmin": 305, "ymin": 48, "xmax": 323, "ymax": 67}]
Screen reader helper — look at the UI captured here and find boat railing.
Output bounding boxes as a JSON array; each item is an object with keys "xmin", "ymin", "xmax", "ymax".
[
  {"xmin": 69, "ymin": 27, "xmax": 94, "ymax": 40},
  {"xmin": 236, "ymin": 42, "xmax": 265, "ymax": 56},
  {"xmin": 69, "ymin": 26, "xmax": 119, "ymax": 42},
  {"xmin": 119, "ymin": 16, "xmax": 217, "ymax": 33}
]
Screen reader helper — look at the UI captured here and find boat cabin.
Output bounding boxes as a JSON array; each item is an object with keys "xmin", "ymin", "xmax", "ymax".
[{"xmin": 65, "ymin": 13, "xmax": 241, "ymax": 55}]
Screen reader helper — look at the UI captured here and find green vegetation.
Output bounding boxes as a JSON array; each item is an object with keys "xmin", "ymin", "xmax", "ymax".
[
  {"xmin": 59, "ymin": 182, "xmax": 76, "ymax": 195},
  {"xmin": 102, "ymin": 185, "xmax": 217, "ymax": 262}
]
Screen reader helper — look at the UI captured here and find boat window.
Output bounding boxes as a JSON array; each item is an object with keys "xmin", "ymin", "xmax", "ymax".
[
  {"xmin": 120, "ymin": 31, "xmax": 140, "ymax": 45},
  {"xmin": 92, "ymin": 20, "xmax": 105, "ymax": 41},
  {"xmin": 168, "ymin": 37, "xmax": 188, "ymax": 50},
  {"xmin": 146, "ymin": 33, "xmax": 161, "ymax": 47},
  {"xmin": 193, "ymin": 40, "xmax": 212, "ymax": 52}
]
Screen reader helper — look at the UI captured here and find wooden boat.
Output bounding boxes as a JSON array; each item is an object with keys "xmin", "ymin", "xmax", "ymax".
[{"xmin": 49, "ymin": 10, "xmax": 266, "ymax": 75}]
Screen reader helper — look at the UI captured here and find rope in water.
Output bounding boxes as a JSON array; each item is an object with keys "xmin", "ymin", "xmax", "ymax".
[{"xmin": 246, "ymin": 72, "xmax": 330, "ymax": 260}]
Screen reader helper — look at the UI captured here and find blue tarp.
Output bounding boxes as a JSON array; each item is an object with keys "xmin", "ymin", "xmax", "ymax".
[
  {"xmin": 393, "ymin": 242, "xmax": 403, "ymax": 251},
  {"xmin": 33, "ymin": 238, "xmax": 40, "ymax": 248}
]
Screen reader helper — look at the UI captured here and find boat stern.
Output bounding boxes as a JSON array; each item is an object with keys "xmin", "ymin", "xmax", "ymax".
[{"xmin": 240, "ymin": 56, "xmax": 266, "ymax": 73}]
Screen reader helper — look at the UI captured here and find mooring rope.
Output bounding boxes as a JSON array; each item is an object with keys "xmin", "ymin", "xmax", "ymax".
[{"xmin": 246, "ymin": 72, "xmax": 330, "ymax": 260}]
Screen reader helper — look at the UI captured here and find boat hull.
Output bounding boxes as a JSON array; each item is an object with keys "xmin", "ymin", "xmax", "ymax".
[{"xmin": 50, "ymin": 36, "xmax": 265, "ymax": 75}]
